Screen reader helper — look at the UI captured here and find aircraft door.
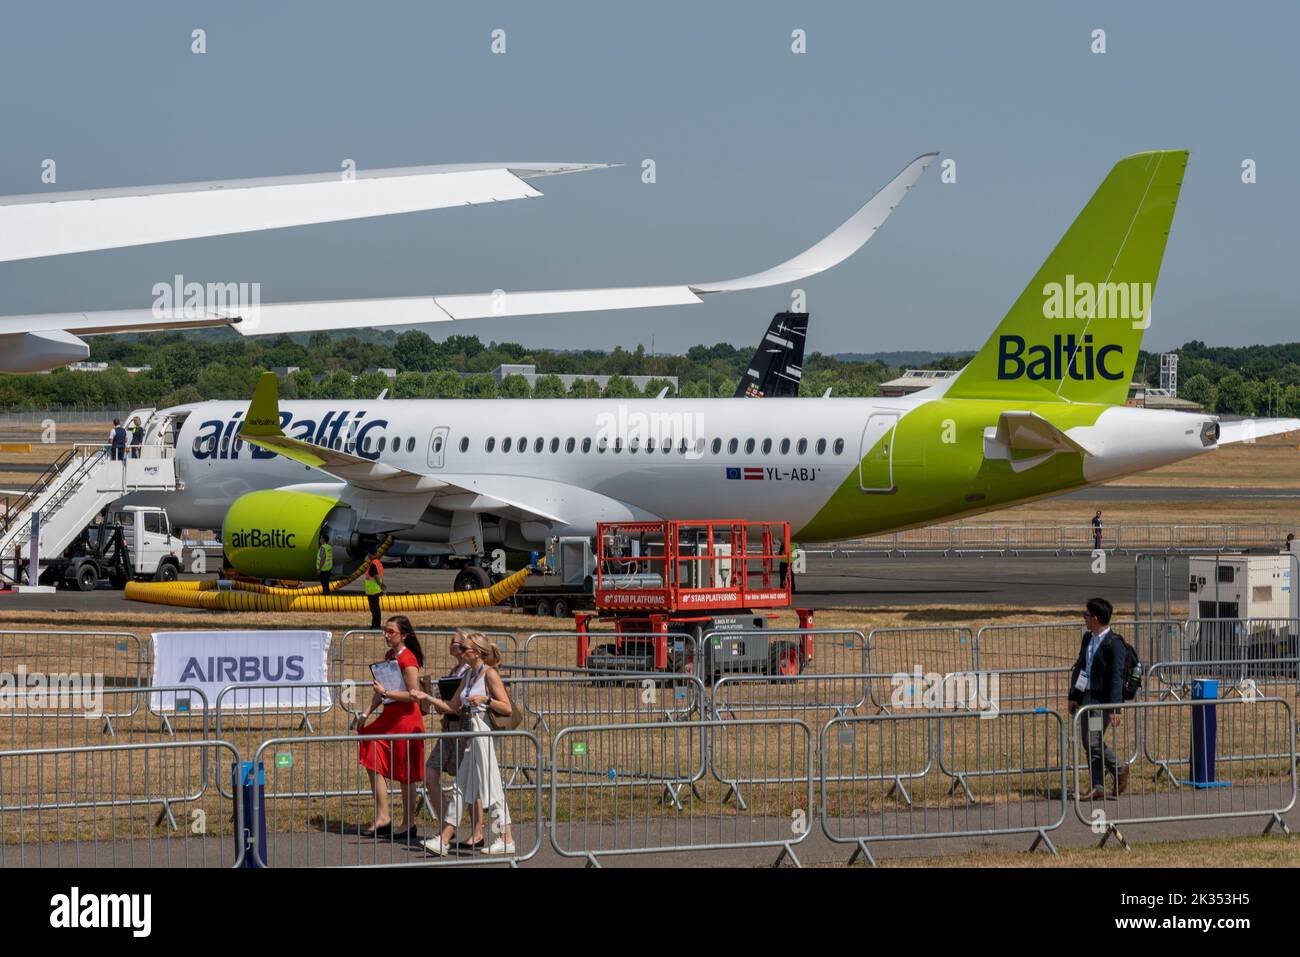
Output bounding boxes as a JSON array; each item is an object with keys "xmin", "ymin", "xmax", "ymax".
[
  {"xmin": 428, "ymin": 426, "xmax": 450, "ymax": 469},
  {"xmin": 858, "ymin": 413, "xmax": 899, "ymax": 493}
]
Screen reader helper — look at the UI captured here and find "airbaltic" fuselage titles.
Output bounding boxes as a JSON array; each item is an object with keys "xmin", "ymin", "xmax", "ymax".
[{"xmin": 192, "ymin": 409, "xmax": 388, "ymax": 461}]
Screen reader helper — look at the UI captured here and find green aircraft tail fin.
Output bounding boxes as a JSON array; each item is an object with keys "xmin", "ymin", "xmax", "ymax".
[
  {"xmin": 947, "ymin": 150, "xmax": 1188, "ymax": 405},
  {"xmin": 241, "ymin": 372, "xmax": 286, "ymax": 437}
]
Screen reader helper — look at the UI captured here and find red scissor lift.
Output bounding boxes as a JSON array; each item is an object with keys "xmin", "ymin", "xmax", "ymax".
[{"xmin": 574, "ymin": 519, "xmax": 814, "ymax": 677}]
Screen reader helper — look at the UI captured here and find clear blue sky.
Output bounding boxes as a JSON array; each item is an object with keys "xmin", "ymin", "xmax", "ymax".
[{"xmin": 1, "ymin": 0, "xmax": 1295, "ymax": 355}]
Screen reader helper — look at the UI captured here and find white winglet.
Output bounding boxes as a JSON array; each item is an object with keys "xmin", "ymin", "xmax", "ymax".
[{"xmin": 692, "ymin": 153, "xmax": 938, "ymax": 292}]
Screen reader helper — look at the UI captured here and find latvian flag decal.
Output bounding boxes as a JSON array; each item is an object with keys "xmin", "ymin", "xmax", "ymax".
[{"xmin": 725, "ymin": 467, "xmax": 764, "ymax": 480}]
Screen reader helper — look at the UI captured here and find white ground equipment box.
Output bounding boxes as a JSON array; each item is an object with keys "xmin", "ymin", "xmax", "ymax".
[{"xmin": 1188, "ymin": 554, "xmax": 1296, "ymax": 619}]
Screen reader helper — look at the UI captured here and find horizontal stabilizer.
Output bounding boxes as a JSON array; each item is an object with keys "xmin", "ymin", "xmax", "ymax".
[
  {"xmin": 984, "ymin": 411, "xmax": 1091, "ymax": 473},
  {"xmin": 1218, "ymin": 418, "xmax": 1300, "ymax": 445}
]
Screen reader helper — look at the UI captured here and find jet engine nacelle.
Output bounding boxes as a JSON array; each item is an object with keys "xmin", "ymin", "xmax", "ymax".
[
  {"xmin": 2, "ymin": 330, "xmax": 90, "ymax": 373},
  {"xmin": 222, "ymin": 489, "xmax": 348, "ymax": 580}
]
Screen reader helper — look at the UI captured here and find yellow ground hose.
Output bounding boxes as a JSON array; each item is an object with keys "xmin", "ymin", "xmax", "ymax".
[{"xmin": 125, "ymin": 564, "xmax": 533, "ymax": 612}]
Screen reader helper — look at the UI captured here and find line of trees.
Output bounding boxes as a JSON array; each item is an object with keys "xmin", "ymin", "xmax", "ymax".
[
  {"xmin": 1136, "ymin": 342, "xmax": 1300, "ymax": 416},
  {"xmin": 1, "ymin": 328, "xmax": 1297, "ymax": 416}
]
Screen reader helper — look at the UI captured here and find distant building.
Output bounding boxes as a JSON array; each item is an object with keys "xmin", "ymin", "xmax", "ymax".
[
  {"xmin": 270, "ymin": 366, "xmax": 300, "ymax": 377},
  {"xmin": 1127, "ymin": 383, "xmax": 1202, "ymax": 412},
  {"xmin": 489, "ymin": 363, "xmax": 677, "ymax": 394},
  {"xmin": 878, "ymin": 369, "xmax": 962, "ymax": 397},
  {"xmin": 364, "ymin": 367, "xmax": 398, "ymax": 380}
]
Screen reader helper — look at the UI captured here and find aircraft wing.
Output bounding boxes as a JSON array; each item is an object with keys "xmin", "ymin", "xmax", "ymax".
[
  {"xmin": 0, "ymin": 152, "xmax": 937, "ymax": 346},
  {"xmin": 0, "ymin": 161, "xmax": 608, "ymax": 263}
]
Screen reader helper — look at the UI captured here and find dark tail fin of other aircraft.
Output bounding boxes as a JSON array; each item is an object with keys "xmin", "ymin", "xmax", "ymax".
[{"xmin": 736, "ymin": 312, "xmax": 808, "ymax": 398}]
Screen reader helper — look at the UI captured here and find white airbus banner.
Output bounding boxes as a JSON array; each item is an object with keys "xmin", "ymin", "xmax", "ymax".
[{"xmin": 150, "ymin": 630, "xmax": 332, "ymax": 714}]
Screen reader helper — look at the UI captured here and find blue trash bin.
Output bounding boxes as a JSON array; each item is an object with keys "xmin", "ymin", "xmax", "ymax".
[{"xmin": 233, "ymin": 761, "xmax": 268, "ymax": 867}]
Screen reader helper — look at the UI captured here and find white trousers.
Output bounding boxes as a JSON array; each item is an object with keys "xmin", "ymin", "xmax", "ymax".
[{"xmin": 444, "ymin": 712, "xmax": 512, "ymax": 831}]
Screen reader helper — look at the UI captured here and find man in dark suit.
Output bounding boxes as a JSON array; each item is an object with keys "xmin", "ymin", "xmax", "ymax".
[{"xmin": 1067, "ymin": 597, "xmax": 1130, "ymax": 799}]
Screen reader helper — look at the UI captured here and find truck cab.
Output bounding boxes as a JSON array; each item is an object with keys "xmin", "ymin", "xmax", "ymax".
[
  {"xmin": 48, "ymin": 506, "xmax": 184, "ymax": 590},
  {"xmin": 113, "ymin": 506, "xmax": 184, "ymax": 580}
]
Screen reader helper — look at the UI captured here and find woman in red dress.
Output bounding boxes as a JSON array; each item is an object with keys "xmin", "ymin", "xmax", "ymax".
[{"xmin": 357, "ymin": 615, "xmax": 425, "ymax": 841}]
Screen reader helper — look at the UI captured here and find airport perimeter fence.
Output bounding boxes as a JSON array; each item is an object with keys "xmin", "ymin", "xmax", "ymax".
[
  {"xmin": 805, "ymin": 522, "xmax": 1294, "ymax": 557},
  {"xmin": 0, "ymin": 623, "xmax": 1296, "ymax": 865},
  {"xmin": 0, "ymin": 407, "xmax": 134, "ymax": 426}
]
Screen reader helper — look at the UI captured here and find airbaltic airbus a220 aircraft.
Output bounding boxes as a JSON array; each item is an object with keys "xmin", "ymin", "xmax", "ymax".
[{"xmin": 121, "ymin": 150, "xmax": 1297, "ymax": 586}]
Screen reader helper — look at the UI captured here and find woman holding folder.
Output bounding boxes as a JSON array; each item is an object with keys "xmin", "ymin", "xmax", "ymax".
[{"xmin": 357, "ymin": 615, "xmax": 425, "ymax": 841}]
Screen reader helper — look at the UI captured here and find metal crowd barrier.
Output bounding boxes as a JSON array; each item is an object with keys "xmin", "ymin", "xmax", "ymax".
[
  {"xmin": 709, "ymin": 672, "xmax": 872, "ymax": 720},
  {"xmin": 0, "ymin": 689, "xmax": 212, "ymax": 825},
  {"xmin": 972, "ymin": 620, "xmax": 1181, "ymax": 673},
  {"xmin": 703, "ymin": 673, "xmax": 885, "ymax": 804},
  {"xmin": 699, "ymin": 628, "xmax": 867, "ymax": 682},
  {"xmin": 251, "ymin": 729, "xmax": 543, "ymax": 867},
  {"xmin": 967, "ymin": 667, "xmax": 1070, "ymax": 714},
  {"xmin": 213, "ymin": 681, "xmax": 350, "ymax": 733},
  {"xmin": 805, "ymin": 523, "xmax": 1289, "ymax": 557},
  {"xmin": 0, "ymin": 630, "xmax": 148, "ymax": 722},
  {"xmin": 1074, "ymin": 697, "xmax": 1297, "ymax": 847},
  {"xmin": 1146, "ymin": 658, "xmax": 1300, "ymax": 707},
  {"xmin": 522, "ymin": 630, "xmax": 697, "ymax": 674},
  {"xmin": 0, "ymin": 737, "xmax": 240, "ymax": 863},
  {"xmin": 865, "ymin": 626, "xmax": 976, "ymax": 711},
  {"xmin": 934, "ymin": 695, "xmax": 1069, "ymax": 800},
  {"xmin": 331, "ymin": 629, "xmax": 520, "ymax": 685},
  {"xmin": 1182, "ymin": 618, "xmax": 1300, "ymax": 670},
  {"xmin": 820, "ymin": 708, "xmax": 1067, "ymax": 864},
  {"xmin": 549, "ymin": 718, "xmax": 813, "ymax": 867},
  {"xmin": 513, "ymin": 672, "xmax": 705, "ymax": 733},
  {"xmin": 506, "ymin": 673, "xmax": 709, "ymax": 809},
  {"xmin": 214, "ymin": 682, "xmax": 360, "ymax": 800},
  {"xmin": 0, "ymin": 686, "xmax": 209, "ymax": 753}
]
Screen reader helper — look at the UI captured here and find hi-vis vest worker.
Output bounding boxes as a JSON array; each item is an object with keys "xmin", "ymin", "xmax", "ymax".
[
  {"xmin": 316, "ymin": 541, "xmax": 333, "ymax": 574},
  {"xmin": 363, "ymin": 559, "xmax": 384, "ymax": 595}
]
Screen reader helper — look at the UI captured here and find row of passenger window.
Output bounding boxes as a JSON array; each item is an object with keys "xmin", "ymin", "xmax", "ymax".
[
  {"xmin": 198, "ymin": 432, "xmax": 848, "ymax": 458},
  {"xmin": 196, "ymin": 433, "xmax": 419, "ymax": 455},
  {"xmin": 482, "ymin": 435, "xmax": 847, "ymax": 456}
]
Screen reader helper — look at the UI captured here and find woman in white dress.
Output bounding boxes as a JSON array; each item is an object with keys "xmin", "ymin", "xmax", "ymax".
[{"xmin": 418, "ymin": 632, "xmax": 516, "ymax": 856}]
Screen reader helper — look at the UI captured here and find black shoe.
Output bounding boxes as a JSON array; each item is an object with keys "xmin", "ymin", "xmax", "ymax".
[
  {"xmin": 453, "ymin": 838, "xmax": 484, "ymax": 851},
  {"xmin": 391, "ymin": 826, "xmax": 420, "ymax": 843},
  {"xmin": 361, "ymin": 823, "xmax": 393, "ymax": 838}
]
